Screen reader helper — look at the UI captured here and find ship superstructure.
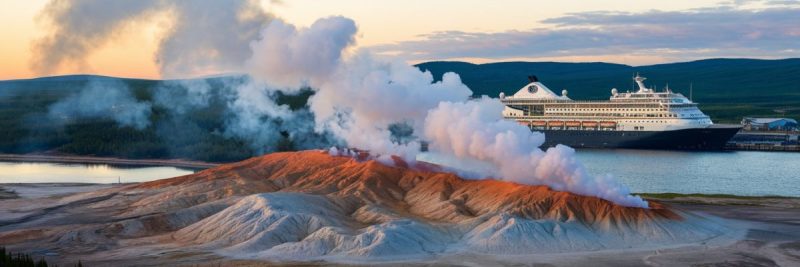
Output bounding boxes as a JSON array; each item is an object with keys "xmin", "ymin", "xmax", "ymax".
[{"xmin": 500, "ymin": 75, "xmax": 740, "ymax": 150}]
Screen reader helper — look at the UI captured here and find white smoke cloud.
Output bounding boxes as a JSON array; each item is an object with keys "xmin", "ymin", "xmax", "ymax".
[
  {"xmin": 423, "ymin": 98, "xmax": 647, "ymax": 208},
  {"xmin": 152, "ymin": 76, "xmax": 336, "ymax": 153},
  {"xmin": 32, "ymin": 0, "xmax": 648, "ymax": 208},
  {"xmin": 309, "ymin": 53, "xmax": 473, "ymax": 161},
  {"xmin": 222, "ymin": 81, "xmax": 330, "ymax": 153},
  {"xmin": 48, "ymin": 80, "xmax": 152, "ymax": 130},
  {"xmin": 157, "ymin": 0, "xmax": 271, "ymax": 77},
  {"xmin": 246, "ymin": 17, "xmax": 646, "ymax": 207},
  {"xmin": 246, "ymin": 16, "xmax": 358, "ymax": 90},
  {"xmin": 153, "ymin": 79, "xmax": 214, "ymax": 115},
  {"xmin": 31, "ymin": 0, "xmax": 270, "ymax": 78},
  {"xmin": 30, "ymin": 0, "xmax": 162, "ymax": 74},
  {"xmin": 242, "ymin": 16, "xmax": 471, "ymax": 160}
]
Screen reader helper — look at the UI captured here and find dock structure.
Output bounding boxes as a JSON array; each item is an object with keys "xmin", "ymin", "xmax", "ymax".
[
  {"xmin": 725, "ymin": 130, "xmax": 800, "ymax": 152},
  {"xmin": 725, "ymin": 143, "xmax": 800, "ymax": 152}
]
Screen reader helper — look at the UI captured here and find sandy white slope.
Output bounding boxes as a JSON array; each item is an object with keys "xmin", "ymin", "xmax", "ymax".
[
  {"xmin": 173, "ymin": 191, "xmax": 729, "ymax": 262},
  {"xmin": 0, "ymin": 150, "xmax": 738, "ymax": 264}
]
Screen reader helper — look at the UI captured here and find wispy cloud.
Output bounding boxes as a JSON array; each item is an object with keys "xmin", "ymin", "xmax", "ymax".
[{"xmin": 372, "ymin": 2, "xmax": 800, "ymax": 64}]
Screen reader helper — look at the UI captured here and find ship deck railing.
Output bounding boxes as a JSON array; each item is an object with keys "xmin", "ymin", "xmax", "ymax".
[{"xmin": 501, "ymin": 98, "xmax": 696, "ymax": 106}]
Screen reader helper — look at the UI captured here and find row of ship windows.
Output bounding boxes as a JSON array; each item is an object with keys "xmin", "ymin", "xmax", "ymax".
[
  {"xmin": 546, "ymin": 113, "xmax": 681, "ymax": 117},
  {"xmin": 623, "ymin": 120, "xmax": 669, "ymax": 124},
  {"xmin": 621, "ymin": 119, "xmax": 709, "ymax": 124},
  {"xmin": 548, "ymin": 108, "xmax": 675, "ymax": 112}
]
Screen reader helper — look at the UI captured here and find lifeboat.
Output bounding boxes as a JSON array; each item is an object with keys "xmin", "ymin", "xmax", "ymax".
[
  {"xmin": 581, "ymin": 121, "xmax": 598, "ymax": 127},
  {"xmin": 599, "ymin": 121, "xmax": 617, "ymax": 128},
  {"xmin": 530, "ymin": 120, "xmax": 547, "ymax": 127},
  {"xmin": 517, "ymin": 121, "xmax": 530, "ymax": 126},
  {"xmin": 565, "ymin": 121, "xmax": 581, "ymax": 127},
  {"xmin": 547, "ymin": 121, "xmax": 565, "ymax": 127}
]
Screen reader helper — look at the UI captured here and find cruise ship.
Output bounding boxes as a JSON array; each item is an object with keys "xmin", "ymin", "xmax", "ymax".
[{"xmin": 500, "ymin": 75, "xmax": 741, "ymax": 150}]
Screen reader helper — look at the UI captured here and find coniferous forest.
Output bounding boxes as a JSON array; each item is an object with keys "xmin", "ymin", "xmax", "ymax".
[{"xmin": 1, "ymin": 58, "xmax": 798, "ymax": 162}]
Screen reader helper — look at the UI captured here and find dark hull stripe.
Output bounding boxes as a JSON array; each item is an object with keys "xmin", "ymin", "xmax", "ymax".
[{"xmin": 537, "ymin": 126, "xmax": 742, "ymax": 150}]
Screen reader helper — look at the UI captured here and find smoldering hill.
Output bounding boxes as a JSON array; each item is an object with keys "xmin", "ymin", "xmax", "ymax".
[{"xmin": 0, "ymin": 150, "xmax": 729, "ymax": 265}]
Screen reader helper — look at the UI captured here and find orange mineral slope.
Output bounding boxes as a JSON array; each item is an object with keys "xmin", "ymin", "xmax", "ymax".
[{"xmin": 137, "ymin": 150, "xmax": 676, "ymax": 225}]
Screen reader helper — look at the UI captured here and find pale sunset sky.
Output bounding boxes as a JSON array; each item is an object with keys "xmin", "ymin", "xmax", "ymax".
[{"xmin": 1, "ymin": 0, "xmax": 798, "ymax": 79}]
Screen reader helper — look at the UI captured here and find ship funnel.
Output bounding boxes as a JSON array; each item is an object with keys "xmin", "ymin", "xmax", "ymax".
[
  {"xmin": 527, "ymin": 75, "xmax": 538, "ymax": 83},
  {"xmin": 633, "ymin": 74, "xmax": 648, "ymax": 92}
]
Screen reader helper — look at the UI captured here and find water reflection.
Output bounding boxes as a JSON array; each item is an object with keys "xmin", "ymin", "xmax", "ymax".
[{"xmin": 0, "ymin": 162, "xmax": 196, "ymax": 184}]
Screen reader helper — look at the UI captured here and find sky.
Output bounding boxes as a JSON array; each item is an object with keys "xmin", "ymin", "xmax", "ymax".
[{"xmin": 1, "ymin": 0, "xmax": 798, "ymax": 80}]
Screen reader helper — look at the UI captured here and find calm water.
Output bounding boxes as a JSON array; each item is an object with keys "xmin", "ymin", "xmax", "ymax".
[
  {"xmin": 2, "ymin": 150, "xmax": 799, "ymax": 196},
  {"xmin": 576, "ymin": 150, "xmax": 800, "ymax": 197},
  {"xmin": 0, "ymin": 162, "xmax": 195, "ymax": 184}
]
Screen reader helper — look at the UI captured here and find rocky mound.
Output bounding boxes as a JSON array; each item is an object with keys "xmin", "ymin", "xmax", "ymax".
[
  {"xmin": 135, "ymin": 150, "xmax": 672, "ymax": 222},
  {"xmin": 0, "ymin": 150, "xmax": 729, "ymax": 264}
]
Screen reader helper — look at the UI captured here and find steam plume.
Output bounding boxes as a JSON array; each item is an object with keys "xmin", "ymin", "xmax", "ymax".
[
  {"xmin": 309, "ymin": 53, "xmax": 473, "ymax": 162},
  {"xmin": 32, "ymin": 0, "xmax": 648, "ymax": 207},
  {"xmin": 48, "ymin": 79, "xmax": 151, "ymax": 130},
  {"xmin": 423, "ymin": 98, "xmax": 647, "ymax": 207},
  {"xmin": 31, "ymin": 0, "xmax": 270, "ymax": 77},
  {"xmin": 241, "ymin": 17, "xmax": 647, "ymax": 207},
  {"xmin": 157, "ymin": 0, "xmax": 271, "ymax": 77},
  {"xmin": 246, "ymin": 17, "xmax": 357, "ymax": 90},
  {"xmin": 30, "ymin": 0, "xmax": 162, "ymax": 74}
]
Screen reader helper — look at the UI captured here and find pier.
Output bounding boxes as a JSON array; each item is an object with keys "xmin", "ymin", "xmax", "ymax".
[
  {"xmin": 725, "ymin": 143, "xmax": 800, "ymax": 152},
  {"xmin": 725, "ymin": 130, "xmax": 800, "ymax": 152}
]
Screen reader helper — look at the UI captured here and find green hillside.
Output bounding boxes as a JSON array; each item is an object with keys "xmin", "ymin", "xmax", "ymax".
[
  {"xmin": 417, "ymin": 58, "xmax": 800, "ymax": 122},
  {"xmin": 1, "ymin": 58, "xmax": 798, "ymax": 162},
  {"xmin": 0, "ymin": 75, "xmax": 309, "ymax": 162}
]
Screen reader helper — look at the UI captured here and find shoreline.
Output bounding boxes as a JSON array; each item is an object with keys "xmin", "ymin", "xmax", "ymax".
[
  {"xmin": 3, "ymin": 181, "xmax": 798, "ymax": 202},
  {"xmin": 0, "ymin": 153, "xmax": 220, "ymax": 169},
  {"xmin": 642, "ymin": 193, "xmax": 800, "ymax": 210},
  {"xmin": 4, "ymin": 181, "xmax": 798, "ymax": 207}
]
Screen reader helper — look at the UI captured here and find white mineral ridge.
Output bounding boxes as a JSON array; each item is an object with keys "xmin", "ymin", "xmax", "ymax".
[
  {"xmin": 174, "ymin": 192, "xmax": 734, "ymax": 262},
  {"xmin": 460, "ymin": 211, "xmax": 728, "ymax": 254}
]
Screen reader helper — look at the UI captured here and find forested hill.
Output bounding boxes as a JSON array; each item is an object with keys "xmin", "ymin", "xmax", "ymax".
[
  {"xmin": 416, "ymin": 58, "xmax": 800, "ymax": 122},
  {"xmin": 0, "ymin": 75, "xmax": 310, "ymax": 162},
  {"xmin": 1, "ymin": 58, "xmax": 798, "ymax": 162}
]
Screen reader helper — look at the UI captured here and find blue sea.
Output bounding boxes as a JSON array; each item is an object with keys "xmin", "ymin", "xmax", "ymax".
[
  {"xmin": 1, "ymin": 150, "xmax": 799, "ymax": 197},
  {"xmin": 576, "ymin": 149, "xmax": 800, "ymax": 196}
]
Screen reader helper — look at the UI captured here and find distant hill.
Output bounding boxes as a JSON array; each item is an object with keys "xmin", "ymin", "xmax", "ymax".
[
  {"xmin": 1, "ymin": 58, "xmax": 798, "ymax": 161},
  {"xmin": 417, "ymin": 58, "xmax": 800, "ymax": 122},
  {"xmin": 0, "ymin": 75, "xmax": 306, "ymax": 162}
]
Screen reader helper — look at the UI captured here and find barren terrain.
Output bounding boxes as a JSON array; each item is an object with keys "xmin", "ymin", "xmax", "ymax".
[{"xmin": 1, "ymin": 150, "xmax": 798, "ymax": 266}]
